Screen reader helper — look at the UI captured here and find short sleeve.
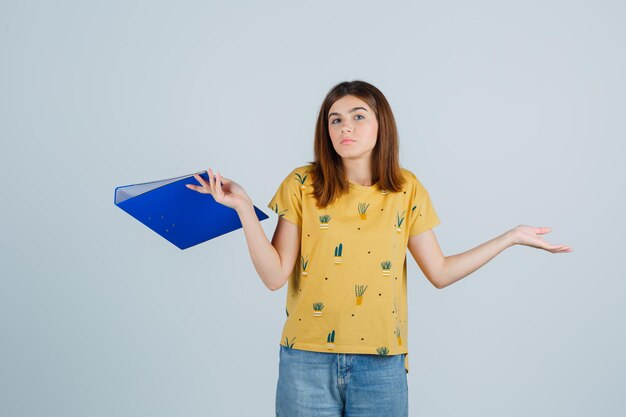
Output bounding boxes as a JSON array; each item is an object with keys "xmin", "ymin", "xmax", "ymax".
[
  {"xmin": 408, "ymin": 176, "xmax": 441, "ymax": 237},
  {"xmin": 267, "ymin": 168, "xmax": 303, "ymax": 227}
]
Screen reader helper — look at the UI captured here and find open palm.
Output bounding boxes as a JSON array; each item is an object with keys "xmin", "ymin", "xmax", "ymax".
[{"xmin": 511, "ymin": 225, "xmax": 573, "ymax": 253}]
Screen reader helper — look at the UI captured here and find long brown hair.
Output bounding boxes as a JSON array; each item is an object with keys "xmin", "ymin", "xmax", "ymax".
[{"xmin": 308, "ymin": 80, "xmax": 405, "ymax": 209}]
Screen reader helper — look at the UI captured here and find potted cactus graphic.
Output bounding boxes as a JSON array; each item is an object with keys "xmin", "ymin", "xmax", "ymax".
[
  {"xmin": 327, "ymin": 330, "xmax": 336, "ymax": 350},
  {"xmin": 284, "ymin": 337, "xmax": 296, "ymax": 348},
  {"xmin": 272, "ymin": 203, "xmax": 288, "ymax": 217},
  {"xmin": 334, "ymin": 243, "xmax": 343, "ymax": 265},
  {"xmin": 376, "ymin": 347, "xmax": 389, "ymax": 355},
  {"xmin": 319, "ymin": 214, "xmax": 331, "ymax": 229},
  {"xmin": 295, "ymin": 172, "xmax": 308, "ymax": 190},
  {"xmin": 395, "ymin": 327, "xmax": 403, "ymax": 346},
  {"xmin": 355, "ymin": 284, "xmax": 368, "ymax": 305},
  {"xmin": 313, "ymin": 302, "xmax": 325, "ymax": 317},
  {"xmin": 381, "ymin": 260, "xmax": 392, "ymax": 276},
  {"xmin": 395, "ymin": 210, "xmax": 406, "ymax": 233},
  {"xmin": 357, "ymin": 202, "xmax": 370, "ymax": 220},
  {"xmin": 301, "ymin": 255, "xmax": 309, "ymax": 277}
]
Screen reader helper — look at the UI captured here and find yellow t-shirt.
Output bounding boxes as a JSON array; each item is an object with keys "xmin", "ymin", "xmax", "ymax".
[{"xmin": 267, "ymin": 164, "xmax": 441, "ymax": 373}]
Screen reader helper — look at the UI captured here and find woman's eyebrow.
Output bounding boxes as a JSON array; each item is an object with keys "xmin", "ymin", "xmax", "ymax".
[{"xmin": 328, "ymin": 107, "xmax": 369, "ymax": 118}]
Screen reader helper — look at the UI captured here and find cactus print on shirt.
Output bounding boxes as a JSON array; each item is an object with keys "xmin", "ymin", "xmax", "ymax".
[{"xmin": 267, "ymin": 164, "xmax": 441, "ymax": 373}]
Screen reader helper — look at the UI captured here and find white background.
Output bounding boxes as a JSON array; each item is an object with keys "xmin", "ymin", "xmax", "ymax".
[{"xmin": 1, "ymin": 1, "xmax": 624, "ymax": 416}]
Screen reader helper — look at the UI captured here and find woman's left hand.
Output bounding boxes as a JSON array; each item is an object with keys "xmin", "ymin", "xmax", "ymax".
[{"xmin": 508, "ymin": 225, "xmax": 573, "ymax": 253}]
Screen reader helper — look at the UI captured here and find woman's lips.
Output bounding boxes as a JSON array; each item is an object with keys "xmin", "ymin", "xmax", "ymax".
[{"xmin": 341, "ymin": 139, "xmax": 355, "ymax": 144}]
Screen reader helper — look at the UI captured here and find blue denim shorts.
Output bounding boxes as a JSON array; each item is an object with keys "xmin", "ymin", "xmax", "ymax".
[{"xmin": 275, "ymin": 345, "xmax": 408, "ymax": 417}]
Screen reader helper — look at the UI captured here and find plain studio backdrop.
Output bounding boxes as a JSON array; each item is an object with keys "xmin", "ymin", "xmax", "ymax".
[{"xmin": 1, "ymin": 1, "xmax": 624, "ymax": 416}]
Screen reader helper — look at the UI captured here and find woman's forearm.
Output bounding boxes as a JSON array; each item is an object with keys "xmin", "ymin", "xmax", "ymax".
[
  {"xmin": 236, "ymin": 202, "xmax": 284, "ymax": 291},
  {"xmin": 439, "ymin": 231, "xmax": 516, "ymax": 289}
]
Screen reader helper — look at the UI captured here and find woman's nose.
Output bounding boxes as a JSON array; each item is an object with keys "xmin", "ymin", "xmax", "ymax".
[{"xmin": 341, "ymin": 123, "xmax": 352, "ymax": 133}]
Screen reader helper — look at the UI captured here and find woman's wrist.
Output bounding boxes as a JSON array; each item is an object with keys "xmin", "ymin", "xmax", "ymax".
[
  {"xmin": 505, "ymin": 228, "xmax": 518, "ymax": 247},
  {"xmin": 234, "ymin": 197, "xmax": 254, "ymax": 214}
]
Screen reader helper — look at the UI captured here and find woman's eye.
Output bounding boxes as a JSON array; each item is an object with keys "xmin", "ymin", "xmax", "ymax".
[{"xmin": 331, "ymin": 115, "xmax": 364, "ymax": 124}]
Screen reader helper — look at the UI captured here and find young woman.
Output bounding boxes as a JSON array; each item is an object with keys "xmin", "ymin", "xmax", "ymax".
[{"xmin": 186, "ymin": 80, "xmax": 572, "ymax": 417}]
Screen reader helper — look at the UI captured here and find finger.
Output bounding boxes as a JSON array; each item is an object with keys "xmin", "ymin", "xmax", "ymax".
[
  {"xmin": 549, "ymin": 244, "xmax": 566, "ymax": 250},
  {"xmin": 193, "ymin": 172, "xmax": 209, "ymax": 189},
  {"xmin": 536, "ymin": 227, "xmax": 551, "ymax": 235},
  {"xmin": 186, "ymin": 183, "xmax": 207, "ymax": 193},
  {"xmin": 207, "ymin": 168, "xmax": 215, "ymax": 194},
  {"xmin": 210, "ymin": 168, "xmax": 219, "ymax": 197},
  {"xmin": 195, "ymin": 175, "xmax": 212, "ymax": 194},
  {"xmin": 216, "ymin": 171, "xmax": 224, "ymax": 192},
  {"xmin": 550, "ymin": 244, "xmax": 571, "ymax": 252}
]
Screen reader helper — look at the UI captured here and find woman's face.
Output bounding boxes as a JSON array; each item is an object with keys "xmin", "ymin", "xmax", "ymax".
[{"xmin": 327, "ymin": 95, "xmax": 378, "ymax": 163}]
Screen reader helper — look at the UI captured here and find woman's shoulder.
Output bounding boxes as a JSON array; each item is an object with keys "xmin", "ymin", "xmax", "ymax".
[
  {"xmin": 398, "ymin": 168, "xmax": 429, "ymax": 193},
  {"xmin": 276, "ymin": 164, "xmax": 314, "ymax": 188},
  {"xmin": 292, "ymin": 163, "xmax": 314, "ymax": 175},
  {"xmin": 284, "ymin": 164, "xmax": 314, "ymax": 183},
  {"xmin": 399, "ymin": 167, "xmax": 420, "ymax": 184}
]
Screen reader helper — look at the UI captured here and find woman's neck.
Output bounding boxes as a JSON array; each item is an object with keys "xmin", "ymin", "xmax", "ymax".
[{"xmin": 343, "ymin": 159, "xmax": 373, "ymax": 186}]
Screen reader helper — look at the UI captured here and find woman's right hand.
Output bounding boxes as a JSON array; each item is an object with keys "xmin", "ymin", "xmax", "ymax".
[{"xmin": 185, "ymin": 168, "xmax": 252, "ymax": 211}]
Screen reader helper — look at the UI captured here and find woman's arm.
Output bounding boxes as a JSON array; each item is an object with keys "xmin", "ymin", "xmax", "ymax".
[
  {"xmin": 408, "ymin": 226, "xmax": 573, "ymax": 289},
  {"xmin": 237, "ymin": 203, "xmax": 300, "ymax": 291},
  {"xmin": 186, "ymin": 169, "xmax": 300, "ymax": 291}
]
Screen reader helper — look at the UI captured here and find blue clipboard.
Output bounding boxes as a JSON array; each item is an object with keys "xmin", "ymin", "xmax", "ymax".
[{"xmin": 115, "ymin": 171, "xmax": 268, "ymax": 249}]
